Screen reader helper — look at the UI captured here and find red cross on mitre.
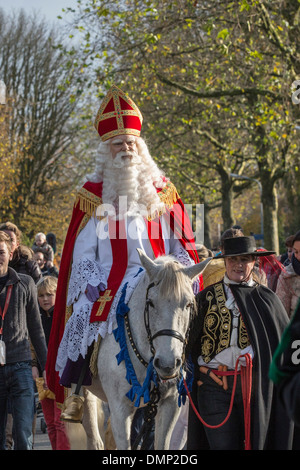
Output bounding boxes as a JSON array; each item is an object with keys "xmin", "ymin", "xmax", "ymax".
[{"xmin": 94, "ymin": 85, "xmax": 143, "ymax": 141}]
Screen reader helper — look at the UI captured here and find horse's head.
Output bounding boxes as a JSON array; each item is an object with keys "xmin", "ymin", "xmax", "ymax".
[{"xmin": 137, "ymin": 249, "xmax": 211, "ymax": 381}]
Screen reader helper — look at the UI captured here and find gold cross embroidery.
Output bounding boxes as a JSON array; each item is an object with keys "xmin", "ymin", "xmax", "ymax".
[{"xmin": 95, "ymin": 290, "xmax": 113, "ymax": 317}]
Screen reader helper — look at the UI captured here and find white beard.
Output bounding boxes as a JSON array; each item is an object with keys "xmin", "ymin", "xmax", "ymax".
[{"xmin": 100, "ymin": 150, "xmax": 164, "ymax": 220}]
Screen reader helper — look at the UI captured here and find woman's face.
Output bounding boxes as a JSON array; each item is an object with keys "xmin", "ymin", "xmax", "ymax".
[
  {"xmin": 293, "ymin": 241, "xmax": 300, "ymax": 262},
  {"xmin": 225, "ymin": 255, "xmax": 256, "ymax": 283}
]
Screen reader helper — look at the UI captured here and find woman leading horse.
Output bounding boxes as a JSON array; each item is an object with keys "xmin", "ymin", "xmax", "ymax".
[{"xmin": 187, "ymin": 236, "xmax": 294, "ymax": 450}]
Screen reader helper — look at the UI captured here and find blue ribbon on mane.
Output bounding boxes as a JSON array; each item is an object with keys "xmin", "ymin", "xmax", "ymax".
[
  {"xmin": 113, "ymin": 281, "xmax": 193, "ymax": 408},
  {"xmin": 113, "ymin": 282, "xmax": 157, "ymax": 407}
]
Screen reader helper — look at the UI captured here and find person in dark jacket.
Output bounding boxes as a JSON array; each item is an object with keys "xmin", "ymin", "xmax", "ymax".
[
  {"xmin": 33, "ymin": 250, "xmax": 59, "ymax": 278},
  {"xmin": 187, "ymin": 236, "xmax": 294, "ymax": 450},
  {"xmin": 270, "ymin": 300, "xmax": 300, "ymax": 449},
  {"xmin": 0, "ymin": 222, "xmax": 42, "ymax": 448},
  {"xmin": 0, "ymin": 221, "xmax": 42, "ymax": 284},
  {"xmin": 0, "ymin": 231, "xmax": 47, "ymax": 450},
  {"xmin": 46, "ymin": 232, "xmax": 57, "ymax": 254}
]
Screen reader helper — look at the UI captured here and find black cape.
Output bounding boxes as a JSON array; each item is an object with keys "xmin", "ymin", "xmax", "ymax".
[{"xmin": 187, "ymin": 282, "xmax": 294, "ymax": 450}]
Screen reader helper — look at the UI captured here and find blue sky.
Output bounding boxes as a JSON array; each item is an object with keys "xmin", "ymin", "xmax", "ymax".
[{"xmin": 0, "ymin": 0, "xmax": 79, "ymax": 24}]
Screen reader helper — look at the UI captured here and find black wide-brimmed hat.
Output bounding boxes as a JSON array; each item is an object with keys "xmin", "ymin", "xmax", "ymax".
[{"xmin": 217, "ymin": 236, "xmax": 275, "ymax": 258}]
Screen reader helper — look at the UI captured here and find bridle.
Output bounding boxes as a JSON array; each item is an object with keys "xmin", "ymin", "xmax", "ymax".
[
  {"xmin": 144, "ymin": 281, "xmax": 190, "ymax": 357},
  {"xmin": 128, "ymin": 279, "xmax": 195, "ymax": 450},
  {"xmin": 125, "ymin": 280, "xmax": 194, "ymax": 370}
]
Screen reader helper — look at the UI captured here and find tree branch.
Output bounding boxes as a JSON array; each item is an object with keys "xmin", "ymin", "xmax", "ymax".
[
  {"xmin": 155, "ymin": 72, "xmax": 281, "ymax": 100},
  {"xmin": 194, "ymin": 129, "xmax": 246, "ymax": 161},
  {"xmin": 256, "ymin": 0, "xmax": 297, "ymax": 78}
]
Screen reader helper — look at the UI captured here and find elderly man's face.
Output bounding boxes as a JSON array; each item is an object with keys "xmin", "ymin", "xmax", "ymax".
[
  {"xmin": 109, "ymin": 135, "xmax": 137, "ymax": 160},
  {"xmin": 225, "ymin": 255, "xmax": 256, "ymax": 283}
]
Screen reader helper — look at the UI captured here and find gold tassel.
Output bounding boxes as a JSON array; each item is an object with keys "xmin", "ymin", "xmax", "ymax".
[
  {"xmin": 75, "ymin": 188, "xmax": 102, "ymax": 219},
  {"xmin": 147, "ymin": 181, "xmax": 180, "ymax": 221},
  {"xmin": 158, "ymin": 181, "xmax": 179, "ymax": 208},
  {"xmin": 75, "ymin": 181, "xmax": 179, "ymax": 221}
]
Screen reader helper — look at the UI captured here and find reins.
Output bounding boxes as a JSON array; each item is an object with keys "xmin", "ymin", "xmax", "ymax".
[
  {"xmin": 131, "ymin": 385, "xmax": 160, "ymax": 450},
  {"xmin": 129, "ymin": 279, "xmax": 194, "ymax": 450},
  {"xmin": 126, "ymin": 278, "xmax": 253, "ymax": 450}
]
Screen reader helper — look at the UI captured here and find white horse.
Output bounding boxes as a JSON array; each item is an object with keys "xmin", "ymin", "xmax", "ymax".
[{"xmin": 79, "ymin": 250, "xmax": 211, "ymax": 450}]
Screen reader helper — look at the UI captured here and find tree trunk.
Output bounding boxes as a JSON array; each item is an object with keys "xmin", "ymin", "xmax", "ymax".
[
  {"xmin": 284, "ymin": 171, "xmax": 300, "ymax": 235},
  {"xmin": 220, "ymin": 170, "xmax": 234, "ymax": 230},
  {"xmin": 204, "ymin": 204, "xmax": 212, "ymax": 249},
  {"xmin": 261, "ymin": 177, "xmax": 279, "ymax": 253}
]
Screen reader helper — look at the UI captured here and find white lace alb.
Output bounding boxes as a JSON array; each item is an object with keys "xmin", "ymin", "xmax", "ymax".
[
  {"xmin": 67, "ymin": 257, "xmax": 107, "ymax": 306},
  {"xmin": 56, "ymin": 239, "xmax": 193, "ymax": 378}
]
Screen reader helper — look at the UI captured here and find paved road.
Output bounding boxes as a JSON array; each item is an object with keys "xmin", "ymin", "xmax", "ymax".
[{"xmin": 33, "ymin": 416, "xmax": 52, "ymax": 450}]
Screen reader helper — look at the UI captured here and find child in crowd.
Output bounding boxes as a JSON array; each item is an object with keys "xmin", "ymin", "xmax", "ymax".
[
  {"xmin": 32, "ymin": 233, "xmax": 54, "ymax": 267},
  {"xmin": 33, "ymin": 276, "xmax": 70, "ymax": 450}
]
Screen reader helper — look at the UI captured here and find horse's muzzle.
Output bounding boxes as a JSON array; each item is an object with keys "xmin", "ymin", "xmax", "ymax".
[{"xmin": 153, "ymin": 356, "xmax": 182, "ymax": 380}]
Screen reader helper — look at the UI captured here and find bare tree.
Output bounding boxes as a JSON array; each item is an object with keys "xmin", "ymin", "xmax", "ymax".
[{"xmin": 0, "ymin": 8, "xmax": 90, "ymax": 232}]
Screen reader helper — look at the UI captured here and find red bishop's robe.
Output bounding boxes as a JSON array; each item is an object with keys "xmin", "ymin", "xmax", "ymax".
[{"xmin": 46, "ymin": 179, "xmax": 199, "ymax": 404}]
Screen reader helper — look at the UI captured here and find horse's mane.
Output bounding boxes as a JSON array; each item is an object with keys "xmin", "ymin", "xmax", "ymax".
[{"xmin": 154, "ymin": 256, "xmax": 194, "ymax": 304}]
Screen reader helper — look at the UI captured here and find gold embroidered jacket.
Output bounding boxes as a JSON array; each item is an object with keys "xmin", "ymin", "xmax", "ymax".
[{"xmin": 198, "ymin": 282, "xmax": 250, "ymax": 364}]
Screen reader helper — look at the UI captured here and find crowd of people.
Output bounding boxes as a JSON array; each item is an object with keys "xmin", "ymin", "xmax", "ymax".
[
  {"xmin": 0, "ymin": 222, "xmax": 66, "ymax": 450},
  {"xmin": 0, "ymin": 85, "xmax": 299, "ymax": 451},
  {"xmin": 187, "ymin": 230, "xmax": 300, "ymax": 450},
  {"xmin": 0, "ymin": 217, "xmax": 299, "ymax": 451}
]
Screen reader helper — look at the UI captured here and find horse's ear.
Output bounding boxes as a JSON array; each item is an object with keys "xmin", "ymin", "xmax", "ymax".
[
  {"xmin": 183, "ymin": 257, "xmax": 212, "ymax": 280},
  {"xmin": 136, "ymin": 248, "xmax": 159, "ymax": 278}
]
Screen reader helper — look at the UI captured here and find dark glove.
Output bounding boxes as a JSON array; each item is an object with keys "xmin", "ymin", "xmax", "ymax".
[{"xmin": 85, "ymin": 282, "xmax": 106, "ymax": 302}]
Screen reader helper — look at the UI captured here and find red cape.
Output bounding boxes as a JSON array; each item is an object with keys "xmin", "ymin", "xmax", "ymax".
[{"xmin": 46, "ymin": 180, "xmax": 199, "ymax": 403}]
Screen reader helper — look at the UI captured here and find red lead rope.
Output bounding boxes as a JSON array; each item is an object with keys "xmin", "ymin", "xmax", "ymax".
[
  {"xmin": 0, "ymin": 285, "xmax": 13, "ymax": 336},
  {"xmin": 184, "ymin": 353, "xmax": 253, "ymax": 450},
  {"xmin": 240, "ymin": 353, "xmax": 252, "ymax": 450}
]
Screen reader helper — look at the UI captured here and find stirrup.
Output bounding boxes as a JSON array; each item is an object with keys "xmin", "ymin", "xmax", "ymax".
[{"xmin": 60, "ymin": 394, "xmax": 84, "ymax": 423}]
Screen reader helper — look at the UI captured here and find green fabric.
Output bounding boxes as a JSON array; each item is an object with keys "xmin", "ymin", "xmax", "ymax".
[
  {"xmin": 269, "ymin": 325, "xmax": 292, "ymax": 384},
  {"xmin": 269, "ymin": 298, "xmax": 300, "ymax": 384}
]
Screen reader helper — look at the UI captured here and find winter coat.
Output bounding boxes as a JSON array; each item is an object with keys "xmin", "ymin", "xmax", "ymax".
[
  {"xmin": 0, "ymin": 267, "xmax": 47, "ymax": 368},
  {"xmin": 9, "ymin": 245, "xmax": 42, "ymax": 284},
  {"xmin": 276, "ymin": 263, "xmax": 300, "ymax": 317}
]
